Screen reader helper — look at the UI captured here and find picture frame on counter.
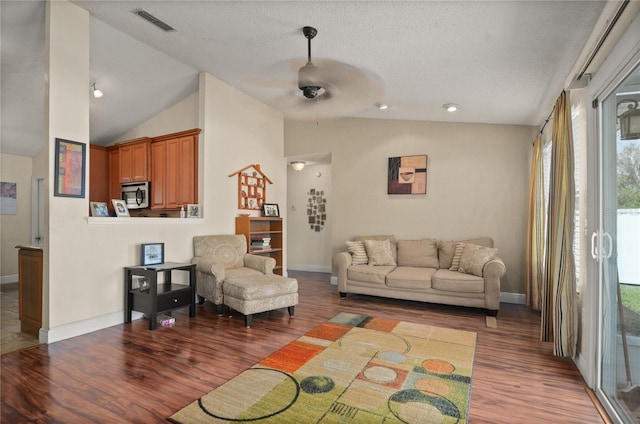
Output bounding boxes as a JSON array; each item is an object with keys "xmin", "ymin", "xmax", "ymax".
[
  {"xmin": 90, "ymin": 201, "xmax": 110, "ymax": 217},
  {"xmin": 111, "ymin": 199, "xmax": 130, "ymax": 217},
  {"xmin": 187, "ymin": 204, "xmax": 200, "ymax": 218},
  {"xmin": 141, "ymin": 243, "xmax": 164, "ymax": 266}
]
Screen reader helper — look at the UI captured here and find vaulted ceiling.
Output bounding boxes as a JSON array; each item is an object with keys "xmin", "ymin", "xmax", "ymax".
[{"xmin": 2, "ymin": 1, "xmax": 610, "ymax": 156}]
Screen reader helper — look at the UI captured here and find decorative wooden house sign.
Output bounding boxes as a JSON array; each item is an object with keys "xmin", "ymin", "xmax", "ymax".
[{"xmin": 228, "ymin": 164, "xmax": 273, "ymax": 210}]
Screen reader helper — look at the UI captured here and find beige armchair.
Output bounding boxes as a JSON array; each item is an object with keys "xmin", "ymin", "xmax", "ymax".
[{"xmin": 192, "ymin": 234, "xmax": 276, "ymax": 314}]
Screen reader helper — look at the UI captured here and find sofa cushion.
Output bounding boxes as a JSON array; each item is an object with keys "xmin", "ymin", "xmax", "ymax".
[
  {"xmin": 355, "ymin": 235, "xmax": 397, "ymax": 262},
  {"xmin": 386, "ymin": 267, "xmax": 435, "ymax": 289},
  {"xmin": 432, "ymin": 269, "xmax": 484, "ymax": 293},
  {"xmin": 345, "ymin": 240, "xmax": 368, "ymax": 265},
  {"xmin": 449, "ymin": 242, "xmax": 466, "ymax": 271},
  {"xmin": 458, "ymin": 243, "xmax": 498, "ymax": 277},
  {"xmin": 364, "ymin": 239, "xmax": 397, "ymax": 266},
  {"xmin": 347, "ymin": 264, "xmax": 395, "ymax": 285},
  {"xmin": 397, "ymin": 239, "xmax": 438, "ymax": 268},
  {"xmin": 437, "ymin": 240, "xmax": 456, "ymax": 269}
]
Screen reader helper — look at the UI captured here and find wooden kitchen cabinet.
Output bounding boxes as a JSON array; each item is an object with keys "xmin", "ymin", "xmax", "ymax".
[
  {"xmin": 119, "ymin": 138, "xmax": 150, "ymax": 183},
  {"xmin": 16, "ymin": 246, "xmax": 43, "ymax": 337},
  {"xmin": 107, "ymin": 147, "xmax": 120, "ymax": 212},
  {"xmin": 89, "ymin": 144, "xmax": 108, "ymax": 204},
  {"xmin": 150, "ymin": 129, "xmax": 200, "ymax": 210}
]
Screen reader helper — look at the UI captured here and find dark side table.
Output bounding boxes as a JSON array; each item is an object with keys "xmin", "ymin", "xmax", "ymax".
[{"xmin": 124, "ymin": 262, "xmax": 196, "ymax": 330}]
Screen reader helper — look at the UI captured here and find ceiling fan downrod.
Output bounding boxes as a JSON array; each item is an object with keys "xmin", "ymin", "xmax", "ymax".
[{"xmin": 299, "ymin": 26, "xmax": 321, "ymax": 99}]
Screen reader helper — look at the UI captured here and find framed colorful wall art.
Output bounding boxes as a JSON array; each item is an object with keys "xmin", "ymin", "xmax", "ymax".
[{"xmin": 387, "ymin": 155, "xmax": 427, "ymax": 195}]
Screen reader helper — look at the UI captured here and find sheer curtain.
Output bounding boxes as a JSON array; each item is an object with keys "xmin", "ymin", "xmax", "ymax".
[
  {"xmin": 542, "ymin": 91, "xmax": 578, "ymax": 358},
  {"xmin": 525, "ymin": 135, "xmax": 545, "ymax": 311}
]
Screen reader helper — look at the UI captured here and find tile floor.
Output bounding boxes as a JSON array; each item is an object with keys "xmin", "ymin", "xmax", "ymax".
[{"xmin": 1, "ymin": 283, "xmax": 39, "ymax": 355}]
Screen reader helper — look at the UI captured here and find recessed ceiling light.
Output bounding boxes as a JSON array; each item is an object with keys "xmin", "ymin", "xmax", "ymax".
[
  {"xmin": 376, "ymin": 102, "xmax": 389, "ymax": 110},
  {"xmin": 443, "ymin": 103, "xmax": 460, "ymax": 112}
]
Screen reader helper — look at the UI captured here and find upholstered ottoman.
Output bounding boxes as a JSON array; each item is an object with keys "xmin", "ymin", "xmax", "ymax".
[{"xmin": 223, "ymin": 274, "xmax": 298, "ymax": 327}]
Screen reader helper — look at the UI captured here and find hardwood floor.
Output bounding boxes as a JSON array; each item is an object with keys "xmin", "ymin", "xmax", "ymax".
[{"xmin": 1, "ymin": 271, "xmax": 603, "ymax": 423}]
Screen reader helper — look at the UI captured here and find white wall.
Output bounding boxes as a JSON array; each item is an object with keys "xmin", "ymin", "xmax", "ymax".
[
  {"xmin": 285, "ymin": 118, "xmax": 536, "ymax": 296},
  {"xmin": 112, "ymin": 92, "xmax": 199, "ymax": 143},
  {"xmin": 40, "ymin": 1, "xmax": 285, "ymax": 343},
  {"xmin": 0, "ymin": 154, "xmax": 33, "ymax": 279},
  {"xmin": 287, "ymin": 163, "xmax": 332, "ymax": 272}
]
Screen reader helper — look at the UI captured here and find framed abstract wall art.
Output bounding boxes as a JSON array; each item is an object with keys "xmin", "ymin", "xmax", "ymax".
[
  {"xmin": 387, "ymin": 155, "xmax": 428, "ymax": 195},
  {"xmin": 54, "ymin": 138, "xmax": 86, "ymax": 198}
]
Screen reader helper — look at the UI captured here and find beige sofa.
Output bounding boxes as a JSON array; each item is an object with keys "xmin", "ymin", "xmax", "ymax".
[{"xmin": 335, "ymin": 235, "xmax": 505, "ymax": 316}]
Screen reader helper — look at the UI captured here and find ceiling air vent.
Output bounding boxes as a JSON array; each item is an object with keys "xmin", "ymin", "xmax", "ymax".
[{"xmin": 131, "ymin": 9, "xmax": 176, "ymax": 32}]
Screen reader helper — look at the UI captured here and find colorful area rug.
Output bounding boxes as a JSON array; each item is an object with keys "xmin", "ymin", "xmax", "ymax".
[{"xmin": 169, "ymin": 312, "xmax": 477, "ymax": 423}]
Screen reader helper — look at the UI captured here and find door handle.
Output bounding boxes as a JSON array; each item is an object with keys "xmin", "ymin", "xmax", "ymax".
[
  {"xmin": 602, "ymin": 232, "xmax": 613, "ymax": 259},
  {"xmin": 591, "ymin": 232, "xmax": 599, "ymax": 260}
]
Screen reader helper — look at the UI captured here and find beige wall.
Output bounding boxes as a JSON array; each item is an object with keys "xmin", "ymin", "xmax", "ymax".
[
  {"xmin": 112, "ymin": 91, "xmax": 199, "ymax": 143},
  {"xmin": 285, "ymin": 118, "xmax": 537, "ymax": 296},
  {"xmin": 0, "ymin": 154, "xmax": 33, "ymax": 279},
  {"xmin": 287, "ymin": 163, "xmax": 332, "ymax": 272},
  {"xmin": 38, "ymin": 1, "xmax": 285, "ymax": 343}
]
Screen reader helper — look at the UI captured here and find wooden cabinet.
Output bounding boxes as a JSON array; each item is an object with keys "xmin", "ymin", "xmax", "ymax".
[
  {"xmin": 16, "ymin": 246, "xmax": 43, "ymax": 337},
  {"xmin": 89, "ymin": 144, "xmax": 108, "ymax": 204},
  {"xmin": 119, "ymin": 138, "xmax": 150, "ymax": 183},
  {"xmin": 151, "ymin": 129, "xmax": 200, "ymax": 210},
  {"xmin": 107, "ymin": 147, "xmax": 121, "ymax": 212},
  {"xmin": 236, "ymin": 216, "xmax": 283, "ymax": 275}
]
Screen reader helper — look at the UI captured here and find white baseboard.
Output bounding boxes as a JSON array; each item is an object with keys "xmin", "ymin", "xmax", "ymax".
[
  {"xmin": 41, "ymin": 311, "xmax": 143, "ymax": 344},
  {"xmin": 500, "ymin": 292, "xmax": 526, "ymax": 304},
  {"xmin": 288, "ymin": 264, "xmax": 332, "ymax": 273},
  {"xmin": 1, "ymin": 274, "xmax": 18, "ymax": 284}
]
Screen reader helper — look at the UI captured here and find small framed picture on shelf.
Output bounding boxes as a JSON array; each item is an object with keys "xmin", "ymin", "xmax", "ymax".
[
  {"xmin": 90, "ymin": 201, "xmax": 110, "ymax": 217},
  {"xmin": 141, "ymin": 243, "xmax": 164, "ymax": 266},
  {"xmin": 111, "ymin": 199, "xmax": 130, "ymax": 217},
  {"xmin": 262, "ymin": 203, "xmax": 280, "ymax": 217},
  {"xmin": 187, "ymin": 204, "xmax": 200, "ymax": 218}
]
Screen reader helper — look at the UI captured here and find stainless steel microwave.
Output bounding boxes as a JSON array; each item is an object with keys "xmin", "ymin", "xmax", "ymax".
[{"xmin": 121, "ymin": 181, "xmax": 150, "ymax": 209}]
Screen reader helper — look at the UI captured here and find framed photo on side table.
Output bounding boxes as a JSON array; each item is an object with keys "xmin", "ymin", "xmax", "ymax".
[
  {"xmin": 111, "ymin": 199, "xmax": 130, "ymax": 217},
  {"xmin": 141, "ymin": 243, "xmax": 164, "ymax": 266},
  {"xmin": 90, "ymin": 201, "xmax": 110, "ymax": 217},
  {"xmin": 262, "ymin": 203, "xmax": 280, "ymax": 217}
]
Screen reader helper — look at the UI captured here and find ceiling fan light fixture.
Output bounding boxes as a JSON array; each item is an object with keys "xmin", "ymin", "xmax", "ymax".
[
  {"xmin": 291, "ymin": 161, "xmax": 306, "ymax": 171},
  {"xmin": 298, "ymin": 61, "xmax": 323, "ymax": 99},
  {"xmin": 443, "ymin": 103, "xmax": 460, "ymax": 112},
  {"xmin": 91, "ymin": 82, "xmax": 103, "ymax": 98}
]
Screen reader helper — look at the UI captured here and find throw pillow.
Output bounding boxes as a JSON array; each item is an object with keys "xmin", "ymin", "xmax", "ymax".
[
  {"xmin": 397, "ymin": 239, "xmax": 439, "ymax": 268},
  {"xmin": 345, "ymin": 240, "xmax": 368, "ymax": 265},
  {"xmin": 437, "ymin": 240, "xmax": 456, "ymax": 269},
  {"xmin": 364, "ymin": 239, "xmax": 396, "ymax": 266},
  {"xmin": 449, "ymin": 242, "xmax": 466, "ymax": 271},
  {"xmin": 458, "ymin": 243, "xmax": 498, "ymax": 277},
  {"xmin": 354, "ymin": 235, "xmax": 397, "ymax": 262}
]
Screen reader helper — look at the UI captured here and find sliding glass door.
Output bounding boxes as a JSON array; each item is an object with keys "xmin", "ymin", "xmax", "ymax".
[{"xmin": 596, "ymin": 63, "xmax": 640, "ymax": 424}]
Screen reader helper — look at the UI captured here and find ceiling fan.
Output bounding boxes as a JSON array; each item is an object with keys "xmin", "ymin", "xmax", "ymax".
[
  {"xmin": 272, "ymin": 26, "xmax": 384, "ymax": 119},
  {"xmin": 298, "ymin": 26, "xmax": 324, "ymax": 99}
]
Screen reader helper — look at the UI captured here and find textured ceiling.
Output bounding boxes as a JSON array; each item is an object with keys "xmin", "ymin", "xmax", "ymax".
[{"xmin": 2, "ymin": 1, "xmax": 609, "ymax": 156}]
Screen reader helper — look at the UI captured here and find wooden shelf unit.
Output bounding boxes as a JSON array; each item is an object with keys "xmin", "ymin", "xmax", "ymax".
[{"xmin": 236, "ymin": 216, "xmax": 283, "ymax": 275}]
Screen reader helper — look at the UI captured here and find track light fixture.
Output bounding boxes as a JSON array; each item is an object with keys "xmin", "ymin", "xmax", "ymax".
[{"xmin": 91, "ymin": 83, "xmax": 103, "ymax": 98}]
